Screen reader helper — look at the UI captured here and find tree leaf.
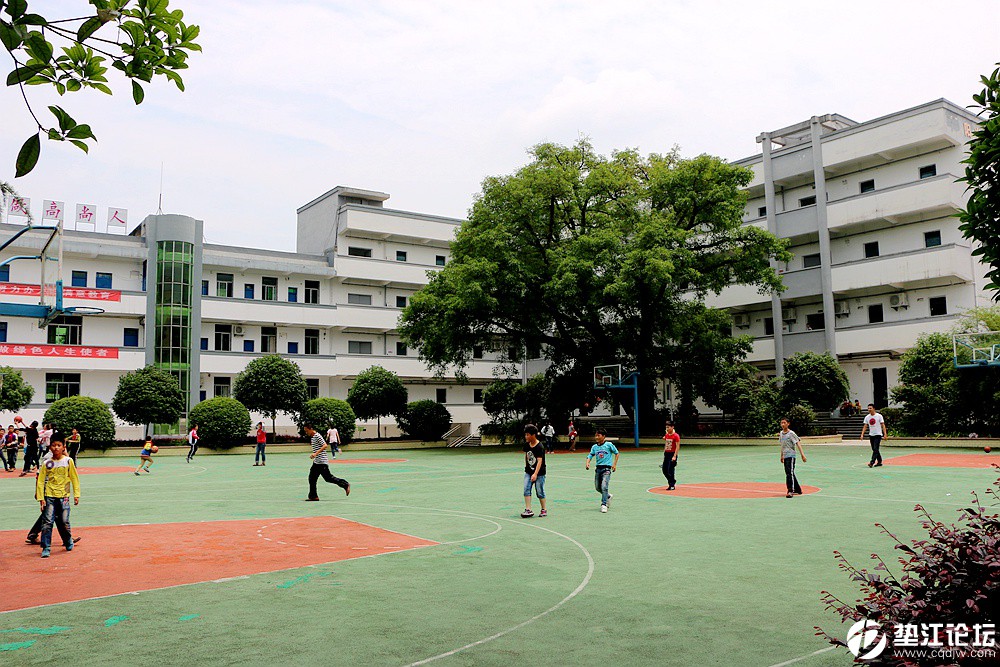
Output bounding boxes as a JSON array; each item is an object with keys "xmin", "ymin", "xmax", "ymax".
[
  {"xmin": 0, "ymin": 22, "xmax": 23, "ymax": 51},
  {"xmin": 47, "ymin": 105, "xmax": 74, "ymax": 131},
  {"xmin": 66, "ymin": 124, "xmax": 94, "ymax": 140},
  {"xmin": 6, "ymin": 62, "xmax": 49, "ymax": 86},
  {"xmin": 77, "ymin": 16, "xmax": 104, "ymax": 42},
  {"xmin": 15, "ymin": 133, "xmax": 40, "ymax": 177},
  {"xmin": 69, "ymin": 140, "xmax": 90, "ymax": 153},
  {"xmin": 6, "ymin": 0, "xmax": 27, "ymax": 19},
  {"xmin": 24, "ymin": 32, "xmax": 52, "ymax": 63},
  {"xmin": 131, "ymin": 80, "xmax": 144, "ymax": 104},
  {"xmin": 16, "ymin": 13, "xmax": 47, "ymax": 26}
]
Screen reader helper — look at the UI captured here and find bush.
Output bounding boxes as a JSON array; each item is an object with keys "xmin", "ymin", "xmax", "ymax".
[
  {"xmin": 785, "ymin": 404, "xmax": 816, "ymax": 437},
  {"xmin": 397, "ymin": 400, "xmax": 452, "ymax": 441},
  {"xmin": 44, "ymin": 396, "xmax": 116, "ymax": 450},
  {"xmin": 188, "ymin": 398, "xmax": 252, "ymax": 449},
  {"xmin": 780, "ymin": 352, "xmax": 850, "ymax": 413},
  {"xmin": 112, "ymin": 365, "xmax": 184, "ymax": 432},
  {"xmin": 299, "ymin": 398, "xmax": 357, "ymax": 445}
]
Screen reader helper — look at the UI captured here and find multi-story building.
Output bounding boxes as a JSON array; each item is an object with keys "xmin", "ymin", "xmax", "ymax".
[
  {"xmin": 0, "ymin": 187, "xmax": 497, "ymax": 438},
  {"xmin": 706, "ymin": 99, "xmax": 987, "ymax": 408}
]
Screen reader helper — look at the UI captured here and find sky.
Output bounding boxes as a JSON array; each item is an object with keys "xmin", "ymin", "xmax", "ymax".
[{"xmin": 1, "ymin": 1, "xmax": 998, "ymax": 250}]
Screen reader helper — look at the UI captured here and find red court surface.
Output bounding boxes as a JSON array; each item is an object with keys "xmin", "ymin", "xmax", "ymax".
[
  {"xmin": 884, "ymin": 453, "xmax": 1000, "ymax": 469},
  {"xmin": 649, "ymin": 482, "xmax": 821, "ymax": 498},
  {"xmin": 0, "ymin": 466, "xmax": 134, "ymax": 478},
  {"xmin": 0, "ymin": 516, "xmax": 437, "ymax": 612},
  {"xmin": 332, "ymin": 458, "xmax": 408, "ymax": 464}
]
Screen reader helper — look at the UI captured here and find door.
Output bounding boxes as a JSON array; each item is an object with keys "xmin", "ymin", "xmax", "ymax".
[{"xmin": 872, "ymin": 367, "xmax": 888, "ymax": 408}]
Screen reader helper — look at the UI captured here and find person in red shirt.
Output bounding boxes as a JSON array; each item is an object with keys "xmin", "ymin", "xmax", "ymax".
[
  {"xmin": 662, "ymin": 421, "xmax": 680, "ymax": 490},
  {"xmin": 254, "ymin": 422, "xmax": 267, "ymax": 466}
]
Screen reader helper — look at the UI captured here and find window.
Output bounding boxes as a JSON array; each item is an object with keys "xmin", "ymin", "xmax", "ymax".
[
  {"xmin": 757, "ymin": 206, "xmax": 767, "ymax": 217},
  {"xmin": 802, "ymin": 253, "xmax": 821, "ymax": 269},
  {"xmin": 929, "ymin": 296, "xmax": 947, "ymax": 316},
  {"xmin": 348, "ymin": 293, "xmax": 372, "ymax": 305},
  {"xmin": 436, "ymin": 255, "xmax": 446, "ymax": 267},
  {"xmin": 123, "ymin": 327, "xmax": 140, "ymax": 347},
  {"xmin": 305, "ymin": 280, "xmax": 320, "ymax": 304},
  {"xmin": 473, "ymin": 346, "xmax": 484, "ymax": 359},
  {"xmin": 214, "ymin": 376, "xmax": 231, "ymax": 398},
  {"xmin": 306, "ymin": 378, "xmax": 320, "ymax": 400},
  {"xmin": 262, "ymin": 277, "xmax": 278, "ymax": 301},
  {"xmin": 305, "ymin": 329, "xmax": 319, "ymax": 355},
  {"xmin": 71, "ymin": 270, "xmax": 87, "ymax": 287},
  {"xmin": 864, "ymin": 241, "xmax": 880, "ymax": 258},
  {"xmin": 395, "ymin": 295, "xmax": 407, "ymax": 308},
  {"xmin": 243, "ymin": 339, "xmax": 255, "ymax": 352},
  {"xmin": 764, "ymin": 317, "xmax": 774, "ymax": 336},
  {"xmin": 288, "ymin": 341, "xmax": 299, "ymax": 354},
  {"xmin": 46, "ymin": 373, "xmax": 81, "ymax": 402},
  {"xmin": 348, "ymin": 340, "xmax": 372, "ymax": 355},
  {"xmin": 261, "ymin": 326, "xmax": 277, "ymax": 353},
  {"xmin": 924, "ymin": 230, "xmax": 942, "ymax": 248},
  {"xmin": 806, "ymin": 313, "xmax": 825, "ymax": 330},
  {"xmin": 859, "ymin": 179, "xmax": 875, "ymax": 194},
  {"xmin": 216, "ymin": 273, "xmax": 234, "ymax": 298},
  {"xmin": 798, "ymin": 195, "xmax": 816, "ymax": 207},
  {"xmin": 287, "ymin": 287, "xmax": 298, "ymax": 303},
  {"xmin": 868, "ymin": 304, "xmax": 884, "ymax": 323},
  {"xmin": 201, "ymin": 280, "xmax": 209, "ymax": 296},
  {"xmin": 244, "ymin": 283, "xmax": 255, "ymax": 299},
  {"xmin": 919, "ymin": 164, "xmax": 937, "ymax": 179},
  {"xmin": 396, "ymin": 341, "xmax": 407, "ymax": 356},
  {"xmin": 0, "ymin": 264, "xmax": 9, "ymax": 282},
  {"xmin": 200, "ymin": 337, "xmax": 208, "ymax": 350},
  {"xmin": 47, "ymin": 315, "xmax": 82, "ymax": 345},
  {"xmin": 396, "ymin": 250, "xmax": 407, "ymax": 262},
  {"xmin": 199, "ymin": 390, "xmax": 207, "ymax": 402},
  {"xmin": 215, "ymin": 324, "xmax": 232, "ymax": 352},
  {"xmin": 0, "ymin": 321, "xmax": 6, "ymax": 342},
  {"xmin": 474, "ymin": 388, "xmax": 483, "ymax": 403},
  {"xmin": 347, "ymin": 246, "xmax": 372, "ymax": 258},
  {"xmin": 436, "ymin": 388, "xmax": 447, "ymax": 404},
  {"xmin": 96, "ymin": 272, "xmax": 113, "ymax": 289}
]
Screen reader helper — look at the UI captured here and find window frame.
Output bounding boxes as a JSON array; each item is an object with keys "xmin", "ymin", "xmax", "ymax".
[
  {"xmin": 123, "ymin": 327, "xmax": 140, "ymax": 347},
  {"xmin": 348, "ymin": 340, "xmax": 373, "ymax": 355},
  {"xmin": 244, "ymin": 283, "xmax": 255, "ymax": 299},
  {"xmin": 924, "ymin": 230, "xmax": 942, "ymax": 248},
  {"xmin": 47, "ymin": 315, "xmax": 82, "ymax": 345},
  {"xmin": 347, "ymin": 246, "xmax": 372, "ymax": 258},
  {"xmin": 216, "ymin": 273, "xmax": 234, "ymax": 298},
  {"xmin": 868, "ymin": 304, "xmax": 884, "ymax": 324},
  {"xmin": 435, "ymin": 388, "xmax": 447, "ymax": 404},
  {"xmin": 798, "ymin": 195, "xmax": 817, "ymax": 207},
  {"xmin": 395, "ymin": 250, "xmax": 408, "ymax": 262},
  {"xmin": 261, "ymin": 276, "xmax": 278, "ymax": 302},
  {"xmin": 261, "ymin": 326, "xmax": 277, "ymax": 353},
  {"xmin": 864, "ymin": 241, "xmax": 880, "ymax": 259},
  {"xmin": 919, "ymin": 164, "xmax": 937, "ymax": 179},
  {"xmin": 859, "ymin": 179, "xmax": 875, "ymax": 194},
  {"xmin": 305, "ymin": 329, "xmax": 320, "ymax": 355},
  {"xmin": 802, "ymin": 253, "xmax": 821, "ymax": 269},
  {"xmin": 347, "ymin": 293, "xmax": 373, "ymax": 306},
  {"xmin": 214, "ymin": 324, "xmax": 232, "ymax": 352},
  {"xmin": 929, "ymin": 296, "xmax": 947, "ymax": 317},
  {"xmin": 95, "ymin": 272, "xmax": 113, "ymax": 289},
  {"xmin": 304, "ymin": 280, "xmax": 320, "ymax": 304},
  {"xmin": 71, "ymin": 270, "xmax": 87, "ymax": 287},
  {"xmin": 213, "ymin": 376, "xmax": 231, "ymax": 398},
  {"xmin": 395, "ymin": 341, "xmax": 407, "ymax": 356},
  {"xmin": 287, "ymin": 287, "xmax": 298, "ymax": 303},
  {"xmin": 45, "ymin": 372, "xmax": 81, "ymax": 403}
]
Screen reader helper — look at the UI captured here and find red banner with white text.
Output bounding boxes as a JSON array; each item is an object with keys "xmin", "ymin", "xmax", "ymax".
[{"xmin": 0, "ymin": 282, "xmax": 121, "ymax": 302}]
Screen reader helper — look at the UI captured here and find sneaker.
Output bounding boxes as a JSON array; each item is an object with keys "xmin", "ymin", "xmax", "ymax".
[
  {"xmin": 344, "ymin": 484, "xmax": 351, "ymax": 497},
  {"xmin": 786, "ymin": 493, "xmax": 794, "ymax": 498},
  {"xmin": 143, "ymin": 468, "xmax": 150, "ymax": 473},
  {"xmin": 66, "ymin": 541, "xmax": 73, "ymax": 552},
  {"xmin": 867, "ymin": 462, "xmax": 873, "ymax": 468},
  {"xmin": 253, "ymin": 463, "xmax": 260, "ymax": 466},
  {"xmin": 134, "ymin": 471, "xmax": 140, "ymax": 476},
  {"xmin": 874, "ymin": 463, "xmax": 883, "ymax": 467},
  {"xmin": 19, "ymin": 472, "xmax": 27, "ymax": 477},
  {"xmin": 41, "ymin": 548, "xmax": 50, "ymax": 558},
  {"xmin": 520, "ymin": 509, "xmax": 534, "ymax": 518},
  {"xmin": 668, "ymin": 486, "xmax": 676, "ymax": 491},
  {"xmin": 25, "ymin": 536, "xmax": 38, "ymax": 544},
  {"xmin": 305, "ymin": 497, "xmax": 319, "ymax": 501},
  {"xmin": 539, "ymin": 509, "xmax": 547, "ymax": 517},
  {"xmin": 600, "ymin": 505, "xmax": 608, "ymax": 513}
]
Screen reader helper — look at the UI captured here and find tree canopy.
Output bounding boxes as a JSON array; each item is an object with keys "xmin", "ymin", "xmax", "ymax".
[
  {"xmin": 400, "ymin": 140, "xmax": 789, "ymax": 427},
  {"xmin": 0, "ymin": 365, "xmax": 34, "ymax": 413},
  {"xmin": 347, "ymin": 365, "xmax": 407, "ymax": 435},
  {"xmin": 779, "ymin": 352, "xmax": 850, "ymax": 413},
  {"xmin": 232, "ymin": 355, "xmax": 308, "ymax": 434},
  {"xmin": 1, "ymin": 0, "xmax": 201, "ymax": 176},
  {"xmin": 111, "ymin": 365, "xmax": 184, "ymax": 433}
]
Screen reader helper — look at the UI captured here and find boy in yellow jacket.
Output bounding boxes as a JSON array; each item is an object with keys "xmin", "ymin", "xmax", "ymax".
[{"xmin": 35, "ymin": 440, "xmax": 81, "ymax": 558}]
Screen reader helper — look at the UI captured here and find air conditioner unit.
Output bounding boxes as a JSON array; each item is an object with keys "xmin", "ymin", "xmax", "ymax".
[
  {"xmin": 834, "ymin": 301, "xmax": 851, "ymax": 317},
  {"xmin": 233, "ymin": 325, "xmax": 245, "ymax": 336},
  {"xmin": 889, "ymin": 293, "xmax": 909, "ymax": 310},
  {"xmin": 733, "ymin": 313, "xmax": 751, "ymax": 328},
  {"xmin": 781, "ymin": 308, "xmax": 797, "ymax": 322}
]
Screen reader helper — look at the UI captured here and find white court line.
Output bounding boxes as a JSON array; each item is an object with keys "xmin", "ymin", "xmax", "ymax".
[{"xmin": 768, "ymin": 645, "xmax": 838, "ymax": 667}]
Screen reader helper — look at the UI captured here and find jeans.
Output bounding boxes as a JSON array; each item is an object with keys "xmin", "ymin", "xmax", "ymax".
[
  {"xmin": 662, "ymin": 453, "xmax": 678, "ymax": 487},
  {"xmin": 40, "ymin": 497, "xmax": 72, "ymax": 549},
  {"xmin": 23, "ymin": 445, "xmax": 38, "ymax": 472},
  {"xmin": 308, "ymin": 463, "xmax": 349, "ymax": 499},
  {"xmin": 522, "ymin": 473, "xmax": 546, "ymax": 499},
  {"xmin": 68, "ymin": 442, "xmax": 81, "ymax": 462},
  {"xmin": 255, "ymin": 443, "xmax": 266, "ymax": 463},
  {"xmin": 594, "ymin": 466, "xmax": 612, "ymax": 505},
  {"xmin": 783, "ymin": 457, "xmax": 802, "ymax": 494},
  {"xmin": 544, "ymin": 436, "xmax": 553, "ymax": 453},
  {"xmin": 187, "ymin": 442, "xmax": 198, "ymax": 461},
  {"xmin": 4, "ymin": 447, "xmax": 17, "ymax": 470},
  {"xmin": 869, "ymin": 435, "xmax": 883, "ymax": 465}
]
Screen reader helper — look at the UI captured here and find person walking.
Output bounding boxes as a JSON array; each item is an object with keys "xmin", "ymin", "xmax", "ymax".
[
  {"xmin": 20, "ymin": 420, "xmax": 39, "ymax": 476},
  {"xmin": 860, "ymin": 404, "xmax": 888, "ymax": 467},
  {"xmin": 35, "ymin": 440, "xmax": 81, "ymax": 558},
  {"xmin": 3, "ymin": 424, "xmax": 19, "ymax": 471},
  {"xmin": 186, "ymin": 423, "xmax": 199, "ymax": 463},
  {"xmin": 567, "ymin": 420, "xmax": 578, "ymax": 452},
  {"xmin": 585, "ymin": 427, "xmax": 619, "ymax": 512},
  {"xmin": 779, "ymin": 418, "xmax": 807, "ymax": 498},
  {"xmin": 326, "ymin": 424, "xmax": 341, "ymax": 458},
  {"xmin": 304, "ymin": 424, "xmax": 350, "ymax": 501},
  {"xmin": 521, "ymin": 424, "xmax": 547, "ymax": 518},
  {"xmin": 66, "ymin": 428, "xmax": 82, "ymax": 463},
  {"xmin": 254, "ymin": 422, "xmax": 267, "ymax": 466},
  {"xmin": 661, "ymin": 421, "xmax": 680, "ymax": 490},
  {"xmin": 541, "ymin": 422, "xmax": 555, "ymax": 453}
]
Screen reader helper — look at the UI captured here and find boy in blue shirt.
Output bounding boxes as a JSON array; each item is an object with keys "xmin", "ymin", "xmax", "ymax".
[{"xmin": 585, "ymin": 427, "xmax": 619, "ymax": 513}]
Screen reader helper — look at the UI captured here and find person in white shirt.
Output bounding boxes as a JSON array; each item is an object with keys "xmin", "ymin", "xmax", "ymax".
[
  {"xmin": 860, "ymin": 404, "xmax": 888, "ymax": 467},
  {"xmin": 541, "ymin": 422, "xmax": 555, "ymax": 453},
  {"xmin": 326, "ymin": 426, "xmax": 341, "ymax": 458}
]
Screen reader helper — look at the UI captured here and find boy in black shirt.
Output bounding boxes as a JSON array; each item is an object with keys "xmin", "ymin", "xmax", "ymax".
[{"xmin": 521, "ymin": 424, "xmax": 547, "ymax": 518}]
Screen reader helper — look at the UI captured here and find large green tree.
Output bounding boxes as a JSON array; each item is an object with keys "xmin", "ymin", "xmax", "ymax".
[
  {"xmin": 347, "ymin": 365, "xmax": 407, "ymax": 437},
  {"xmin": 232, "ymin": 355, "xmax": 308, "ymax": 436},
  {"xmin": 2, "ymin": 0, "xmax": 201, "ymax": 176},
  {"xmin": 779, "ymin": 351, "xmax": 850, "ymax": 413},
  {"xmin": 400, "ymin": 140, "xmax": 789, "ymax": 429},
  {"xmin": 0, "ymin": 365, "xmax": 33, "ymax": 413},
  {"xmin": 959, "ymin": 62, "xmax": 1000, "ymax": 298},
  {"xmin": 111, "ymin": 365, "xmax": 184, "ymax": 436}
]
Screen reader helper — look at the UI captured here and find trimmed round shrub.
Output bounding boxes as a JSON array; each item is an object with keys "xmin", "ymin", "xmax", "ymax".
[
  {"xmin": 785, "ymin": 403, "xmax": 816, "ymax": 437},
  {"xmin": 299, "ymin": 398, "xmax": 357, "ymax": 445},
  {"xmin": 44, "ymin": 396, "xmax": 116, "ymax": 450},
  {"xmin": 397, "ymin": 400, "xmax": 452, "ymax": 441},
  {"xmin": 189, "ymin": 397, "xmax": 252, "ymax": 449}
]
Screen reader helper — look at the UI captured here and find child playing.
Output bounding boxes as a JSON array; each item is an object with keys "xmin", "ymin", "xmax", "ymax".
[
  {"xmin": 521, "ymin": 424, "xmax": 547, "ymax": 518},
  {"xmin": 186, "ymin": 423, "xmax": 199, "ymax": 463},
  {"xmin": 254, "ymin": 422, "xmax": 267, "ymax": 466},
  {"xmin": 35, "ymin": 440, "xmax": 81, "ymax": 557},
  {"xmin": 779, "ymin": 418, "xmax": 807, "ymax": 498},
  {"xmin": 567, "ymin": 421, "xmax": 578, "ymax": 452},
  {"xmin": 585, "ymin": 427, "xmax": 619, "ymax": 512},
  {"xmin": 3, "ymin": 425, "xmax": 19, "ymax": 471},
  {"xmin": 662, "ymin": 421, "xmax": 680, "ymax": 490},
  {"xmin": 135, "ymin": 437, "xmax": 155, "ymax": 475}
]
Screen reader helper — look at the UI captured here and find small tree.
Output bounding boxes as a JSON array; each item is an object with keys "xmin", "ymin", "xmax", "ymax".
[
  {"xmin": 0, "ymin": 365, "xmax": 34, "ymax": 413},
  {"xmin": 232, "ymin": 355, "xmax": 308, "ymax": 437},
  {"xmin": 397, "ymin": 400, "xmax": 452, "ymax": 441},
  {"xmin": 482, "ymin": 379, "xmax": 522, "ymax": 423},
  {"xmin": 299, "ymin": 398, "xmax": 356, "ymax": 445},
  {"xmin": 188, "ymin": 397, "xmax": 251, "ymax": 449},
  {"xmin": 713, "ymin": 362, "xmax": 781, "ymax": 437},
  {"xmin": 44, "ymin": 396, "xmax": 115, "ymax": 449},
  {"xmin": 347, "ymin": 366, "xmax": 407, "ymax": 436},
  {"xmin": 780, "ymin": 352, "xmax": 850, "ymax": 413},
  {"xmin": 785, "ymin": 404, "xmax": 816, "ymax": 437},
  {"xmin": 111, "ymin": 366, "xmax": 184, "ymax": 436}
]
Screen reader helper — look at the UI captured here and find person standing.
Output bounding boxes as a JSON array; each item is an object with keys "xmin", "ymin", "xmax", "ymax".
[
  {"xmin": 521, "ymin": 424, "xmax": 547, "ymax": 518},
  {"xmin": 35, "ymin": 440, "xmax": 81, "ymax": 558},
  {"xmin": 326, "ymin": 424, "xmax": 341, "ymax": 458},
  {"xmin": 186, "ymin": 423, "xmax": 199, "ymax": 463},
  {"xmin": 860, "ymin": 404, "xmax": 888, "ymax": 467},
  {"xmin": 567, "ymin": 420, "xmax": 578, "ymax": 452},
  {"xmin": 585, "ymin": 427, "xmax": 619, "ymax": 512},
  {"xmin": 66, "ymin": 428, "xmax": 82, "ymax": 463},
  {"xmin": 779, "ymin": 418, "xmax": 807, "ymax": 498},
  {"xmin": 3, "ymin": 425, "xmax": 19, "ymax": 471},
  {"xmin": 662, "ymin": 421, "xmax": 680, "ymax": 490},
  {"xmin": 304, "ymin": 424, "xmax": 350, "ymax": 500},
  {"xmin": 38, "ymin": 423, "xmax": 53, "ymax": 459},
  {"xmin": 20, "ymin": 420, "xmax": 40, "ymax": 477},
  {"xmin": 254, "ymin": 422, "xmax": 267, "ymax": 466},
  {"xmin": 541, "ymin": 421, "xmax": 555, "ymax": 453}
]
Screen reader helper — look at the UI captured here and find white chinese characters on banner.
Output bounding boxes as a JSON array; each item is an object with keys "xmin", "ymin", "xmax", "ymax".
[
  {"xmin": 107, "ymin": 207, "xmax": 128, "ymax": 231},
  {"xmin": 75, "ymin": 204, "xmax": 97, "ymax": 230},
  {"xmin": 7, "ymin": 197, "xmax": 30, "ymax": 217},
  {"xmin": 42, "ymin": 200, "xmax": 65, "ymax": 222}
]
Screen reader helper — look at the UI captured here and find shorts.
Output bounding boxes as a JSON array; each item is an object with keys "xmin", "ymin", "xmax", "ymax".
[{"xmin": 523, "ymin": 473, "xmax": 546, "ymax": 499}]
